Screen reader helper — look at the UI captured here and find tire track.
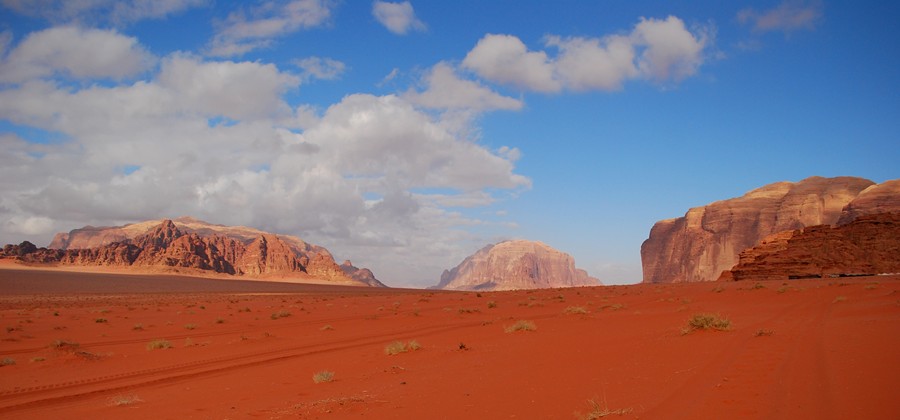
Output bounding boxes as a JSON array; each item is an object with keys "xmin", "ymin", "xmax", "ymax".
[{"xmin": 0, "ymin": 316, "xmax": 486, "ymax": 414}]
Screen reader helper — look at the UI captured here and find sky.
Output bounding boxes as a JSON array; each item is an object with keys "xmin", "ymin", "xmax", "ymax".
[{"xmin": 0, "ymin": 1, "xmax": 897, "ymax": 288}]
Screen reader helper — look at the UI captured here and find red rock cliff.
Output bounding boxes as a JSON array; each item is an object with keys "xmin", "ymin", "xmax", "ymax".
[
  {"xmin": 641, "ymin": 176, "xmax": 876, "ymax": 283},
  {"xmin": 435, "ymin": 240, "xmax": 600, "ymax": 291}
]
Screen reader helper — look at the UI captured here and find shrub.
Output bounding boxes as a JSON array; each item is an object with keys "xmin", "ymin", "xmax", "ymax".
[
  {"xmin": 320, "ymin": 324, "xmax": 334, "ymax": 331},
  {"xmin": 682, "ymin": 313, "xmax": 731, "ymax": 335},
  {"xmin": 109, "ymin": 395, "xmax": 142, "ymax": 406},
  {"xmin": 487, "ymin": 301, "xmax": 497, "ymax": 309},
  {"xmin": 384, "ymin": 340, "xmax": 422, "ymax": 355},
  {"xmin": 577, "ymin": 399, "xmax": 633, "ymax": 419},
  {"xmin": 95, "ymin": 318, "xmax": 108, "ymax": 323},
  {"xmin": 146, "ymin": 339, "xmax": 172, "ymax": 350},
  {"xmin": 504, "ymin": 320, "xmax": 537, "ymax": 333},
  {"xmin": 1, "ymin": 358, "xmax": 15, "ymax": 366},
  {"xmin": 312, "ymin": 370, "xmax": 334, "ymax": 383},
  {"xmin": 184, "ymin": 324, "xmax": 197, "ymax": 330},
  {"xmin": 50, "ymin": 339, "xmax": 80, "ymax": 350},
  {"xmin": 270, "ymin": 310, "xmax": 291, "ymax": 320},
  {"xmin": 132, "ymin": 323, "xmax": 144, "ymax": 331},
  {"xmin": 564, "ymin": 306, "xmax": 589, "ymax": 315}
]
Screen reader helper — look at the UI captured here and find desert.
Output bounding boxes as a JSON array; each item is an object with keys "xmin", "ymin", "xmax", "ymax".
[{"xmin": 2, "ymin": 267, "xmax": 899, "ymax": 419}]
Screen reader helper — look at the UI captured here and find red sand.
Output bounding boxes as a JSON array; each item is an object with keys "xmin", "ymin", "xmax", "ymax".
[{"xmin": 1, "ymin": 267, "xmax": 898, "ymax": 419}]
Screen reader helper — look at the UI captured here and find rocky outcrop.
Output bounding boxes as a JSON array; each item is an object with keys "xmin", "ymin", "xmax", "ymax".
[
  {"xmin": 3, "ymin": 218, "xmax": 385, "ymax": 287},
  {"xmin": 435, "ymin": 240, "xmax": 600, "ymax": 291},
  {"xmin": 641, "ymin": 176, "xmax": 878, "ymax": 283},
  {"xmin": 837, "ymin": 180, "xmax": 900, "ymax": 225},
  {"xmin": 722, "ymin": 212, "xmax": 900, "ymax": 281}
]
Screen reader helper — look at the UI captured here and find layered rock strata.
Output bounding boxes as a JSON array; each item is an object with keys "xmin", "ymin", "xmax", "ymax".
[
  {"xmin": 2, "ymin": 218, "xmax": 384, "ymax": 287},
  {"xmin": 641, "ymin": 176, "xmax": 880, "ymax": 283}
]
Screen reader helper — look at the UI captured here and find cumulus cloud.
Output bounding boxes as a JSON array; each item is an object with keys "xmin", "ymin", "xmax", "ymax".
[
  {"xmin": 0, "ymin": 26, "xmax": 155, "ymax": 83},
  {"xmin": 207, "ymin": 0, "xmax": 334, "ymax": 57},
  {"xmin": 294, "ymin": 56, "xmax": 346, "ymax": 81},
  {"xmin": 462, "ymin": 34, "xmax": 560, "ymax": 92},
  {"xmin": 0, "ymin": 32, "xmax": 528, "ymax": 286},
  {"xmin": 463, "ymin": 16, "xmax": 709, "ymax": 92},
  {"xmin": 372, "ymin": 1, "xmax": 426, "ymax": 35},
  {"xmin": 738, "ymin": 0, "xmax": 823, "ymax": 33},
  {"xmin": 0, "ymin": 0, "xmax": 206, "ymax": 25},
  {"xmin": 403, "ymin": 62, "xmax": 523, "ymax": 112}
]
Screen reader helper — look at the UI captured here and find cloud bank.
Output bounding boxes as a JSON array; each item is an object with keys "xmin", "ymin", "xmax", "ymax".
[{"xmin": 372, "ymin": 1, "xmax": 426, "ymax": 35}]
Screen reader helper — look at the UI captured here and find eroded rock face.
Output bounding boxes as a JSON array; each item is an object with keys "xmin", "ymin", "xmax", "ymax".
[
  {"xmin": 837, "ymin": 180, "xmax": 900, "ymax": 225},
  {"xmin": 723, "ymin": 212, "xmax": 900, "ymax": 281},
  {"xmin": 435, "ymin": 240, "xmax": 600, "ymax": 291},
  {"xmin": 641, "ymin": 176, "xmax": 876, "ymax": 283},
  {"xmin": 3, "ymin": 218, "xmax": 385, "ymax": 287}
]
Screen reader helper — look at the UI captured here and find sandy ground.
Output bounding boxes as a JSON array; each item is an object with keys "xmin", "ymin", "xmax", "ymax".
[{"xmin": 0, "ymin": 268, "xmax": 898, "ymax": 419}]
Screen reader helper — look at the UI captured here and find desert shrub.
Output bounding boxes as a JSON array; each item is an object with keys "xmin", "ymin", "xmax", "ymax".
[
  {"xmin": 132, "ymin": 323, "xmax": 144, "ymax": 331},
  {"xmin": 95, "ymin": 318, "xmax": 108, "ymax": 323},
  {"xmin": 146, "ymin": 339, "xmax": 172, "ymax": 350},
  {"xmin": 50, "ymin": 339, "xmax": 80, "ymax": 350},
  {"xmin": 832, "ymin": 296, "xmax": 847, "ymax": 303},
  {"xmin": 564, "ymin": 306, "xmax": 589, "ymax": 315},
  {"xmin": 384, "ymin": 340, "xmax": 422, "ymax": 355},
  {"xmin": 184, "ymin": 323, "xmax": 197, "ymax": 330},
  {"xmin": 754, "ymin": 329, "xmax": 775, "ymax": 337},
  {"xmin": 504, "ymin": 320, "xmax": 537, "ymax": 333},
  {"xmin": 312, "ymin": 370, "xmax": 335, "ymax": 383},
  {"xmin": 0, "ymin": 358, "xmax": 15, "ymax": 366},
  {"xmin": 320, "ymin": 324, "xmax": 334, "ymax": 331},
  {"xmin": 109, "ymin": 395, "xmax": 142, "ymax": 406},
  {"xmin": 682, "ymin": 313, "xmax": 731, "ymax": 335},
  {"xmin": 576, "ymin": 399, "xmax": 633, "ymax": 419},
  {"xmin": 487, "ymin": 301, "xmax": 497, "ymax": 309},
  {"xmin": 270, "ymin": 310, "xmax": 291, "ymax": 320}
]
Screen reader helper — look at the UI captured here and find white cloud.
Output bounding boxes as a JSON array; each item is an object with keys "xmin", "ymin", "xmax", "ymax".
[
  {"xmin": 207, "ymin": 0, "xmax": 334, "ymax": 57},
  {"xmin": 294, "ymin": 56, "xmax": 346, "ymax": 81},
  {"xmin": 0, "ymin": 26, "xmax": 155, "ymax": 83},
  {"xmin": 632, "ymin": 16, "xmax": 708, "ymax": 82},
  {"xmin": 158, "ymin": 54, "xmax": 301, "ymax": 120},
  {"xmin": 738, "ymin": 0, "xmax": 823, "ymax": 33},
  {"xmin": 0, "ymin": 47, "xmax": 528, "ymax": 286},
  {"xmin": 463, "ymin": 16, "xmax": 709, "ymax": 92},
  {"xmin": 0, "ymin": 0, "xmax": 206, "ymax": 25},
  {"xmin": 462, "ymin": 34, "xmax": 560, "ymax": 92},
  {"xmin": 403, "ymin": 62, "xmax": 523, "ymax": 112},
  {"xmin": 372, "ymin": 1, "xmax": 426, "ymax": 35}
]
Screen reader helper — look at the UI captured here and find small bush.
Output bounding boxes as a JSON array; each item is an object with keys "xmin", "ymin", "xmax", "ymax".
[
  {"xmin": 384, "ymin": 340, "xmax": 421, "ymax": 355},
  {"xmin": 682, "ymin": 313, "xmax": 731, "ymax": 335},
  {"xmin": 754, "ymin": 329, "xmax": 775, "ymax": 337},
  {"xmin": 564, "ymin": 306, "xmax": 589, "ymax": 315},
  {"xmin": 183, "ymin": 323, "xmax": 197, "ymax": 330},
  {"xmin": 50, "ymin": 339, "xmax": 80, "ymax": 350},
  {"xmin": 109, "ymin": 395, "xmax": 142, "ymax": 406},
  {"xmin": 487, "ymin": 301, "xmax": 497, "ymax": 309},
  {"xmin": 505, "ymin": 320, "xmax": 537, "ymax": 333},
  {"xmin": 270, "ymin": 310, "xmax": 291, "ymax": 320},
  {"xmin": 1, "ymin": 358, "xmax": 15, "ymax": 366},
  {"xmin": 95, "ymin": 318, "xmax": 108, "ymax": 323},
  {"xmin": 146, "ymin": 339, "xmax": 172, "ymax": 350},
  {"xmin": 832, "ymin": 296, "xmax": 847, "ymax": 303},
  {"xmin": 320, "ymin": 324, "xmax": 334, "ymax": 331},
  {"xmin": 577, "ymin": 399, "xmax": 633, "ymax": 419},
  {"xmin": 132, "ymin": 323, "xmax": 144, "ymax": 331},
  {"xmin": 312, "ymin": 370, "xmax": 334, "ymax": 383}
]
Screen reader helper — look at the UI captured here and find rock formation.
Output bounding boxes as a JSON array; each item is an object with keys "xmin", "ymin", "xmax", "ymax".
[
  {"xmin": 641, "ymin": 176, "xmax": 884, "ymax": 283},
  {"xmin": 3, "ymin": 218, "xmax": 385, "ymax": 287},
  {"xmin": 435, "ymin": 240, "xmax": 600, "ymax": 291},
  {"xmin": 722, "ymin": 212, "xmax": 900, "ymax": 281}
]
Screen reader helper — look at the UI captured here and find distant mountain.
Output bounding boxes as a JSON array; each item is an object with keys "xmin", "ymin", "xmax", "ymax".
[
  {"xmin": 641, "ymin": 177, "xmax": 900, "ymax": 283},
  {"xmin": 2, "ymin": 217, "xmax": 385, "ymax": 287},
  {"xmin": 435, "ymin": 240, "xmax": 600, "ymax": 291}
]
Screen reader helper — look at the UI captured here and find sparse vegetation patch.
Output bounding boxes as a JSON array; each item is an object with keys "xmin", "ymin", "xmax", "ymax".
[
  {"xmin": 313, "ymin": 370, "xmax": 335, "ymax": 383},
  {"xmin": 384, "ymin": 340, "xmax": 422, "ymax": 355},
  {"xmin": 146, "ymin": 339, "xmax": 172, "ymax": 350},
  {"xmin": 576, "ymin": 399, "xmax": 633, "ymax": 419},
  {"xmin": 682, "ymin": 313, "xmax": 731, "ymax": 335},
  {"xmin": 505, "ymin": 320, "xmax": 537, "ymax": 333}
]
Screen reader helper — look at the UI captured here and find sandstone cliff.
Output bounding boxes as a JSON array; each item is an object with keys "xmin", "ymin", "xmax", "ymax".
[
  {"xmin": 4, "ymin": 218, "xmax": 385, "ymax": 287},
  {"xmin": 435, "ymin": 240, "xmax": 600, "ymax": 291},
  {"xmin": 723, "ymin": 212, "xmax": 900, "ymax": 281},
  {"xmin": 641, "ymin": 176, "xmax": 878, "ymax": 283}
]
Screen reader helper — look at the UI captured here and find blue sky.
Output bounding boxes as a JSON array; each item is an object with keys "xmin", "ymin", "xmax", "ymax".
[{"xmin": 0, "ymin": 1, "xmax": 897, "ymax": 287}]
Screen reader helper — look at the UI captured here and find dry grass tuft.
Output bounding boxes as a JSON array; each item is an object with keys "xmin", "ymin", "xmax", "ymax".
[
  {"xmin": 146, "ymin": 339, "xmax": 172, "ymax": 350},
  {"xmin": 384, "ymin": 340, "xmax": 422, "ymax": 355},
  {"xmin": 504, "ymin": 320, "xmax": 537, "ymax": 333},
  {"xmin": 682, "ymin": 313, "xmax": 731, "ymax": 335},
  {"xmin": 109, "ymin": 394, "xmax": 143, "ymax": 406},
  {"xmin": 564, "ymin": 306, "xmax": 589, "ymax": 315},
  {"xmin": 270, "ymin": 310, "xmax": 292, "ymax": 320},
  {"xmin": 312, "ymin": 370, "xmax": 335, "ymax": 383},
  {"xmin": 576, "ymin": 399, "xmax": 633, "ymax": 419}
]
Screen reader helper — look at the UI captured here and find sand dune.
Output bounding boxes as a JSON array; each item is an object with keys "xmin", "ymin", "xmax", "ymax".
[{"xmin": 1, "ymin": 268, "xmax": 898, "ymax": 418}]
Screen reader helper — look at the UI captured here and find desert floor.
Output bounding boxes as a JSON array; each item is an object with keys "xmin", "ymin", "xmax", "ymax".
[{"xmin": 1, "ymin": 268, "xmax": 898, "ymax": 419}]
